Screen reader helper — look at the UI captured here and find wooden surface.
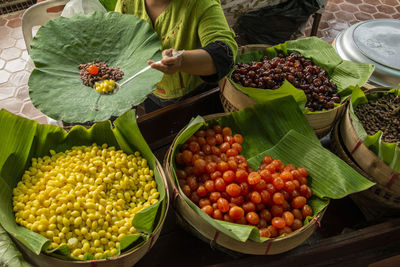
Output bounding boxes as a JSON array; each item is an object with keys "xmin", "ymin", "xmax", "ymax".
[{"xmin": 134, "ymin": 88, "xmax": 400, "ymax": 267}]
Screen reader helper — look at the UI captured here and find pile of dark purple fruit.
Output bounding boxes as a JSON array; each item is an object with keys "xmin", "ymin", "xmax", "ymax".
[{"xmin": 231, "ymin": 53, "xmax": 341, "ymax": 112}]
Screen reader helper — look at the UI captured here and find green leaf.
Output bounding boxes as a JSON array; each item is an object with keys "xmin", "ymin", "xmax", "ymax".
[
  {"xmin": 215, "ymin": 220, "xmax": 258, "ymax": 242},
  {"xmin": 229, "ymin": 79, "xmax": 307, "ymax": 111},
  {"xmin": 119, "ymin": 234, "xmax": 142, "ymax": 251},
  {"xmin": 98, "ymin": 0, "xmax": 118, "ymax": 11},
  {"xmin": 29, "ymin": 11, "xmax": 163, "ymax": 123},
  {"xmin": 0, "ymin": 224, "xmax": 31, "ymax": 267},
  {"xmin": 349, "ymin": 89, "xmax": 400, "ymax": 173},
  {"xmin": 170, "ymin": 98, "xmax": 373, "ymax": 242},
  {"xmin": 0, "ymin": 109, "xmax": 166, "ymax": 259},
  {"xmin": 231, "ymin": 37, "xmax": 375, "ymax": 110},
  {"xmin": 215, "ymin": 96, "xmax": 319, "ymax": 159},
  {"xmin": 247, "ymin": 130, "xmax": 375, "ymax": 199}
]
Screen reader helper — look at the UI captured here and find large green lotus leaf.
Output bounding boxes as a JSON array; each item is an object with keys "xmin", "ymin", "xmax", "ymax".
[
  {"xmin": 169, "ymin": 97, "xmax": 374, "ymax": 242},
  {"xmin": 29, "ymin": 11, "xmax": 163, "ymax": 123},
  {"xmin": 229, "ymin": 37, "xmax": 375, "ymax": 112},
  {"xmin": 349, "ymin": 87, "xmax": 400, "ymax": 173},
  {"xmin": 0, "ymin": 109, "xmax": 166, "ymax": 260}
]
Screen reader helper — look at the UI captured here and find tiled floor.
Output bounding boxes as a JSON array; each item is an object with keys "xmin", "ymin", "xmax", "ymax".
[
  {"xmin": 0, "ymin": 0, "xmax": 399, "ymax": 124},
  {"xmin": 0, "ymin": 11, "xmax": 48, "ymax": 123},
  {"xmin": 305, "ymin": 0, "xmax": 400, "ymax": 43}
]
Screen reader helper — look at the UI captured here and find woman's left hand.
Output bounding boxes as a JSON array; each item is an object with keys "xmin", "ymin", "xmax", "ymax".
[{"xmin": 148, "ymin": 48, "xmax": 183, "ymax": 75}]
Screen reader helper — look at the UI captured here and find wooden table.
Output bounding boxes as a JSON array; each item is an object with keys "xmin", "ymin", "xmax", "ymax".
[{"xmin": 133, "ymin": 87, "xmax": 400, "ymax": 267}]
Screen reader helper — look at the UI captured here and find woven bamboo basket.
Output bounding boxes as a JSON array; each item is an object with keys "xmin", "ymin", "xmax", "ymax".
[
  {"xmin": 330, "ymin": 121, "xmax": 400, "ymax": 219},
  {"xmin": 219, "ymin": 77, "xmax": 346, "ymax": 138},
  {"xmin": 219, "ymin": 44, "xmax": 347, "ymax": 137},
  {"xmin": 333, "ymin": 88, "xmax": 400, "ymax": 217},
  {"xmin": 163, "ymin": 113, "xmax": 326, "ymax": 255},
  {"xmin": 13, "ymin": 159, "xmax": 170, "ymax": 267}
]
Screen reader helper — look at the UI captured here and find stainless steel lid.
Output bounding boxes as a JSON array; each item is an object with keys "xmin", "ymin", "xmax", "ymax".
[{"xmin": 334, "ymin": 19, "xmax": 400, "ymax": 87}]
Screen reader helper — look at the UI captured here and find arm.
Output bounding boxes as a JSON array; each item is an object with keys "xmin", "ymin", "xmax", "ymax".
[
  {"xmin": 149, "ymin": 0, "xmax": 237, "ymax": 79},
  {"xmin": 148, "ymin": 48, "xmax": 216, "ymax": 76}
]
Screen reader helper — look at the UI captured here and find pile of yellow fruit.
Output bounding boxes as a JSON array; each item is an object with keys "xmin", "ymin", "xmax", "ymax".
[
  {"xmin": 94, "ymin": 79, "xmax": 116, "ymax": 94},
  {"xmin": 12, "ymin": 143, "xmax": 159, "ymax": 260}
]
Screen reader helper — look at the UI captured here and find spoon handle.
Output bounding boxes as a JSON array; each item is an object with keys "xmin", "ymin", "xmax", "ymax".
[
  {"xmin": 118, "ymin": 50, "xmax": 184, "ymax": 88},
  {"xmin": 119, "ymin": 60, "xmax": 161, "ymax": 87}
]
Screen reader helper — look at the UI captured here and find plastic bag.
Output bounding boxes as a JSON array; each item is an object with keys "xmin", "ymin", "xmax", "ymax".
[
  {"xmin": 234, "ymin": 0, "xmax": 325, "ymax": 45},
  {"xmin": 221, "ymin": 0, "xmax": 287, "ymax": 27},
  {"xmin": 61, "ymin": 0, "xmax": 106, "ymax": 17}
]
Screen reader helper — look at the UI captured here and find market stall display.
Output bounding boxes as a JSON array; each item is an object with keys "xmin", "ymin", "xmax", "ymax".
[
  {"xmin": 220, "ymin": 37, "xmax": 375, "ymax": 136},
  {"xmin": 331, "ymin": 87, "xmax": 400, "ymax": 218},
  {"xmin": 0, "ymin": 109, "xmax": 169, "ymax": 266},
  {"xmin": 28, "ymin": 11, "xmax": 163, "ymax": 123},
  {"xmin": 164, "ymin": 97, "xmax": 374, "ymax": 255}
]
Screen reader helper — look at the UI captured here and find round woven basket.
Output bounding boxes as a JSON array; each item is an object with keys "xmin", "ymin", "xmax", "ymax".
[
  {"xmin": 163, "ymin": 113, "xmax": 326, "ymax": 255},
  {"xmin": 330, "ymin": 88, "xmax": 400, "ymax": 218},
  {"xmin": 13, "ymin": 159, "xmax": 170, "ymax": 267},
  {"xmin": 330, "ymin": 121, "xmax": 400, "ymax": 219},
  {"xmin": 219, "ymin": 77, "xmax": 346, "ymax": 138},
  {"xmin": 219, "ymin": 43, "xmax": 349, "ymax": 138}
]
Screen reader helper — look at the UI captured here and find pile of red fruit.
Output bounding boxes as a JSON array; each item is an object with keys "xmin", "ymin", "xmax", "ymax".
[{"xmin": 175, "ymin": 124, "xmax": 313, "ymax": 238}]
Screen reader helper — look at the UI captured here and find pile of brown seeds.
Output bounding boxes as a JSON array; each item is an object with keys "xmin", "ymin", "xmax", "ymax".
[
  {"xmin": 355, "ymin": 94, "xmax": 400, "ymax": 146},
  {"xmin": 78, "ymin": 62, "xmax": 124, "ymax": 87}
]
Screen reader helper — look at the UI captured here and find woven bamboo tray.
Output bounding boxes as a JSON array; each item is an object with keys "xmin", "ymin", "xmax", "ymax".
[
  {"xmin": 13, "ymin": 159, "xmax": 170, "ymax": 267},
  {"xmin": 163, "ymin": 113, "xmax": 326, "ymax": 255}
]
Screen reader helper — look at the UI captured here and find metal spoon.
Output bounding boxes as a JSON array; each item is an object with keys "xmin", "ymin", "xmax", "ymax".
[{"xmin": 113, "ymin": 50, "xmax": 184, "ymax": 91}]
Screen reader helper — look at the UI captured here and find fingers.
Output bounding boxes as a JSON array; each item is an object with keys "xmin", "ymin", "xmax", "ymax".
[
  {"xmin": 150, "ymin": 62, "xmax": 176, "ymax": 74},
  {"xmin": 150, "ymin": 48, "xmax": 182, "ymax": 74},
  {"xmin": 162, "ymin": 48, "xmax": 175, "ymax": 58},
  {"xmin": 161, "ymin": 56, "xmax": 178, "ymax": 65}
]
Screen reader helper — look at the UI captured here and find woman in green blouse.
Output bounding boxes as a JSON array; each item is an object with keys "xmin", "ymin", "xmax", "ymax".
[{"xmin": 115, "ymin": 0, "xmax": 238, "ymax": 112}]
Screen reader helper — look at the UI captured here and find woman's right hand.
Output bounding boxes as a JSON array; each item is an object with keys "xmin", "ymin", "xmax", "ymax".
[{"xmin": 148, "ymin": 49, "xmax": 183, "ymax": 75}]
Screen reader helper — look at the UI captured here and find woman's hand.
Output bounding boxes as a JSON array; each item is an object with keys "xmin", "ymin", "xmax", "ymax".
[
  {"xmin": 148, "ymin": 48, "xmax": 217, "ymax": 76},
  {"xmin": 148, "ymin": 48, "xmax": 183, "ymax": 75}
]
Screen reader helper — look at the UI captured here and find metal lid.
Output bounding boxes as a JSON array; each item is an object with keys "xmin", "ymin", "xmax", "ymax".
[
  {"xmin": 334, "ymin": 19, "xmax": 400, "ymax": 87},
  {"xmin": 353, "ymin": 19, "xmax": 400, "ymax": 71}
]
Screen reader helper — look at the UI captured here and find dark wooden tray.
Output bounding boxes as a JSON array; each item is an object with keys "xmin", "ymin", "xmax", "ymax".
[{"xmin": 135, "ymin": 87, "xmax": 400, "ymax": 267}]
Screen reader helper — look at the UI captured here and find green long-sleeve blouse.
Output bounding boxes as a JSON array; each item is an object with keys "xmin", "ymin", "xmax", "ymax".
[{"xmin": 115, "ymin": 0, "xmax": 237, "ymax": 99}]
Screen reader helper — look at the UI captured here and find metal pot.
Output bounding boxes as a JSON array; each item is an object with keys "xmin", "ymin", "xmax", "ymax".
[{"xmin": 334, "ymin": 19, "xmax": 400, "ymax": 88}]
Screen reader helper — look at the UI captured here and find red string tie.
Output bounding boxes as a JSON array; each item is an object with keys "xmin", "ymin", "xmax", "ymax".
[
  {"xmin": 386, "ymin": 172, "xmax": 399, "ymax": 189},
  {"xmin": 264, "ymin": 240, "xmax": 273, "ymax": 255},
  {"xmin": 351, "ymin": 140, "xmax": 362, "ymax": 154},
  {"xmin": 312, "ymin": 216, "xmax": 321, "ymax": 228}
]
